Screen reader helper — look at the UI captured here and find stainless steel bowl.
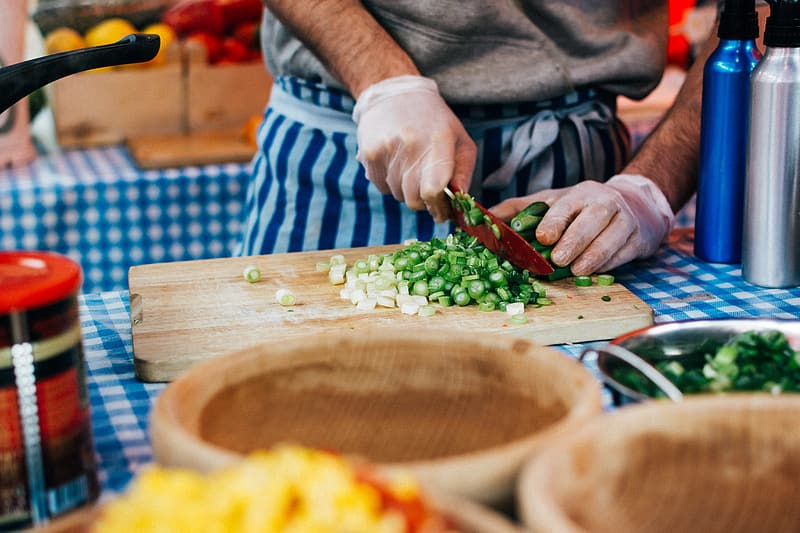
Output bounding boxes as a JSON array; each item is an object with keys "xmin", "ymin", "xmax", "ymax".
[{"xmin": 589, "ymin": 318, "xmax": 800, "ymax": 405}]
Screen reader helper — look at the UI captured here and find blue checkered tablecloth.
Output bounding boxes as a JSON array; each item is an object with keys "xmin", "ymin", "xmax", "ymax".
[
  {"xmin": 0, "ymin": 145, "xmax": 248, "ymax": 294},
  {"xmin": 79, "ymin": 234, "xmax": 800, "ymax": 498}
]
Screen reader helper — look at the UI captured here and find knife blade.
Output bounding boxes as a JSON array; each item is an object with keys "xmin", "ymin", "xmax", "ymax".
[{"xmin": 445, "ymin": 186, "xmax": 554, "ymax": 275}]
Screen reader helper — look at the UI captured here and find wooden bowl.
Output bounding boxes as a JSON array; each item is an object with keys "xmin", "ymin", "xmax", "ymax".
[
  {"xmin": 518, "ymin": 394, "xmax": 800, "ymax": 533},
  {"xmin": 149, "ymin": 328, "xmax": 602, "ymax": 507},
  {"xmin": 32, "ymin": 489, "xmax": 524, "ymax": 533}
]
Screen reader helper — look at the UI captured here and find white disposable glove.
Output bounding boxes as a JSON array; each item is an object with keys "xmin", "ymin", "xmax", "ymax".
[
  {"xmin": 490, "ymin": 174, "xmax": 675, "ymax": 276},
  {"xmin": 352, "ymin": 75, "xmax": 477, "ymax": 222}
]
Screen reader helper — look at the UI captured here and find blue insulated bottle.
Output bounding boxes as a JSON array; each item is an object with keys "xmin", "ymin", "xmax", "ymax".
[{"xmin": 694, "ymin": 0, "xmax": 761, "ymax": 263}]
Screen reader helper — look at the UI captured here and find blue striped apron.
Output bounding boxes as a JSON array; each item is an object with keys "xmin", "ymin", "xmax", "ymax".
[{"xmin": 237, "ymin": 76, "xmax": 630, "ymax": 256}]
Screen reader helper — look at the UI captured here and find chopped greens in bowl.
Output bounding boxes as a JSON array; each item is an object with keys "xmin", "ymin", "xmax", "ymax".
[{"xmin": 596, "ymin": 319, "xmax": 800, "ymax": 403}]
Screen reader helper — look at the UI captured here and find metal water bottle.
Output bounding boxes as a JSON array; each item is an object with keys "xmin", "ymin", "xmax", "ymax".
[
  {"xmin": 743, "ymin": 0, "xmax": 800, "ymax": 287},
  {"xmin": 695, "ymin": 0, "xmax": 761, "ymax": 263}
]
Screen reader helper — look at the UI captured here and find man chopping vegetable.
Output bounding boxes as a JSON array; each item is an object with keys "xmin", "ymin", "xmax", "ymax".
[{"xmin": 239, "ymin": 1, "xmax": 716, "ymax": 276}]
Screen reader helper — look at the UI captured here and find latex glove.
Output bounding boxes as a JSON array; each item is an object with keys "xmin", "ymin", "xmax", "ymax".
[
  {"xmin": 490, "ymin": 174, "xmax": 674, "ymax": 275},
  {"xmin": 352, "ymin": 75, "xmax": 476, "ymax": 222}
]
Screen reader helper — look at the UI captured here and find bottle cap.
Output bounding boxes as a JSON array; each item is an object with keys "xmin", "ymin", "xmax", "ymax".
[
  {"xmin": 0, "ymin": 251, "xmax": 82, "ymax": 313},
  {"xmin": 764, "ymin": 0, "xmax": 800, "ymax": 47},
  {"xmin": 719, "ymin": 0, "xmax": 760, "ymax": 40}
]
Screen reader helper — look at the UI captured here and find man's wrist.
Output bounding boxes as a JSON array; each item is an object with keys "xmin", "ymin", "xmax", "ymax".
[
  {"xmin": 352, "ymin": 75, "xmax": 439, "ymax": 123},
  {"xmin": 607, "ymin": 173, "xmax": 676, "ymax": 233}
]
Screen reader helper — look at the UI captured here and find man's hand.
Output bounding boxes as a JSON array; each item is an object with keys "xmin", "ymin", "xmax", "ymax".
[
  {"xmin": 353, "ymin": 75, "xmax": 477, "ymax": 222},
  {"xmin": 491, "ymin": 175, "xmax": 674, "ymax": 276}
]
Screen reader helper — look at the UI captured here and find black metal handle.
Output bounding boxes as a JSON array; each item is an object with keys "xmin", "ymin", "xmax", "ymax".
[{"xmin": 0, "ymin": 33, "xmax": 160, "ymax": 114}]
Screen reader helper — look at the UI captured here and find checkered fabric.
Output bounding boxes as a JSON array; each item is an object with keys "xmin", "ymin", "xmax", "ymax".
[
  {"xmin": 78, "ymin": 235, "xmax": 800, "ymax": 496},
  {"xmin": 0, "ymin": 146, "xmax": 247, "ymax": 294},
  {"xmin": 80, "ymin": 291, "xmax": 165, "ymax": 495}
]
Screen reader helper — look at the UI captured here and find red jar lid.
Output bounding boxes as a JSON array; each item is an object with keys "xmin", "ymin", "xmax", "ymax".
[{"xmin": 0, "ymin": 251, "xmax": 82, "ymax": 313}]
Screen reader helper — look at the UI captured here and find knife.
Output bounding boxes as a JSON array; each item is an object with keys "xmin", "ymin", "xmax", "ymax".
[{"xmin": 445, "ymin": 185, "xmax": 554, "ymax": 275}]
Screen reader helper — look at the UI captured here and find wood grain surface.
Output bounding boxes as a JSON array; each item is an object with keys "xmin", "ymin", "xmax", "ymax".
[
  {"xmin": 518, "ymin": 395, "xmax": 800, "ymax": 533},
  {"xmin": 129, "ymin": 245, "xmax": 653, "ymax": 382},
  {"xmin": 149, "ymin": 330, "xmax": 603, "ymax": 507}
]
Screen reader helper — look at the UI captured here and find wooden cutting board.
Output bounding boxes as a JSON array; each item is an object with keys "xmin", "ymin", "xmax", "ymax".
[{"xmin": 129, "ymin": 246, "xmax": 653, "ymax": 382}]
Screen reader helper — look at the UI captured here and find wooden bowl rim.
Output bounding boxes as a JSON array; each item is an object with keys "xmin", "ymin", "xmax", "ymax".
[
  {"xmin": 517, "ymin": 393, "xmax": 800, "ymax": 533},
  {"xmin": 33, "ymin": 485, "xmax": 524, "ymax": 533},
  {"xmin": 151, "ymin": 329, "xmax": 602, "ymax": 468}
]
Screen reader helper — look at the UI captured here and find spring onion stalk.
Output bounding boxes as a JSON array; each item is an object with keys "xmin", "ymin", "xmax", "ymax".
[
  {"xmin": 243, "ymin": 265, "xmax": 261, "ymax": 283},
  {"xmin": 275, "ymin": 288, "xmax": 296, "ymax": 306}
]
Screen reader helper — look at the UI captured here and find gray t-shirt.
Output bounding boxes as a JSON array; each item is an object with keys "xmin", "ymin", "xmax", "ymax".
[{"xmin": 261, "ymin": 1, "xmax": 669, "ymax": 104}]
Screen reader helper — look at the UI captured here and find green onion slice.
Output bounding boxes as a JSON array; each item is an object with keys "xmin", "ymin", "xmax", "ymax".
[
  {"xmin": 243, "ymin": 265, "xmax": 261, "ymax": 283},
  {"xmin": 275, "ymin": 288, "xmax": 296, "ymax": 306},
  {"xmin": 596, "ymin": 274, "xmax": 615, "ymax": 286}
]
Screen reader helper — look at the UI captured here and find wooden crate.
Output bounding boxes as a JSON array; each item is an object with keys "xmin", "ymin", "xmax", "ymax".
[
  {"xmin": 51, "ymin": 62, "xmax": 184, "ymax": 148},
  {"xmin": 186, "ymin": 51, "xmax": 272, "ymax": 134},
  {"xmin": 51, "ymin": 42, "xmax": 272, "ymax": 151}
]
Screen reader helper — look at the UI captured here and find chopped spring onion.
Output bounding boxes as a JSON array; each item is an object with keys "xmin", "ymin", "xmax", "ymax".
[
  {"xmin": 243, "ymin": 265, "xmax": 261, "ymax": 283},
  {"xmin": 601, "ymin": 295, "xmax": 611, "ymax": 302},
  {"xmin": 328, "ymin": 264, "xmax": 346, "ymax": 285},
  {"xmin": 596, "ymin": 274, "xmax": 615, "ymax": 286},
  {"xmin": 479, "ymin": 301, "xmax": 495, "ymax": 312},
  {"xmin": 401, "ymin": 302, "xmax": 420, "ymax": 315},
  {"xmin": 320, "ymin": 229, "xmax": 565, "ymax": 317},
  {"xmin": 275, "ymin": 288, "xmax": 296, "ymax": 306},
  {"xmin": 418, "ymin": 305, "xmax": 436, "ymax": 317},
  {"xmin": 505, "ymin": 302, "xmax": 524, "ymax": 316},
  {"xmin": 376, "ymin": 295, "xmax": 396, "ymax": 308},
  {"xmin": 510, "ymin": 313, "xmax": 528, "ymax": 325},
  {"xmin": 357, "ymin": 297, "xmax": 377, "ymax": 310},
  {"xmin": 316, "ymin": 261, "xmax": 330, "ymax": 273},
  {"xmin": 575, "ymin": 276, "xmax": 592, "ymax": 287}
]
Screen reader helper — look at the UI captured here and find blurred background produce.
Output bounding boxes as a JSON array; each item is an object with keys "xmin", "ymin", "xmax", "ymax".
[
  {"xmin": 38, "ymin": 0, "xmax": 262, "ymax": 67},
  {"xmin": 24, "ymin": 0, "xmax": 271, "ymax": 159}
]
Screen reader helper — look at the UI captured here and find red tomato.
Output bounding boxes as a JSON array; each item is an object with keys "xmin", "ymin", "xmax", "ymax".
[
  {"xmin": 163, "ymin": 0, "xmax": 226, "ymax": 36},
  {"xmin": 186, "ymin": 31, "xmax": 224, "ymax": 63},
  {"xmin": 220, "ymin": 37, "xmax": 251, "ymax": 63},
  {"xmin": 232, "ymin": 21, "xmax": 260, "ymax": 50},
  {"xmin": 214, "ymin": 0, "xmax": 264, "ymax": 29}
]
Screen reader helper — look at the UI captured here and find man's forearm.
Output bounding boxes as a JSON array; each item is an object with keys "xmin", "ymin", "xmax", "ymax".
[
  {"xmin": 263, "ymin": 0, "xmax": 419, "ymax": 97},
  {"xmin": 622, "ymin": 28, "xmax": 720, "ymax": 214}
]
